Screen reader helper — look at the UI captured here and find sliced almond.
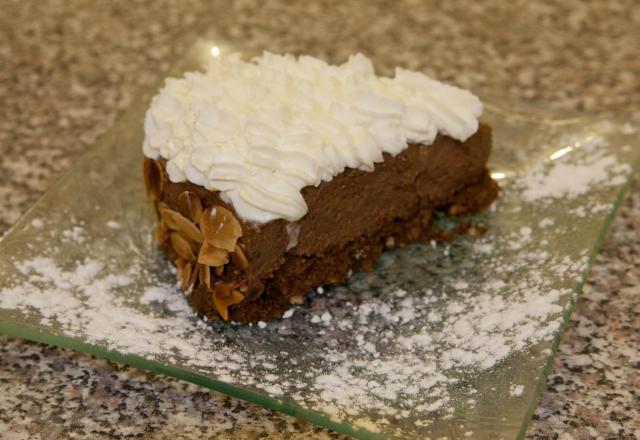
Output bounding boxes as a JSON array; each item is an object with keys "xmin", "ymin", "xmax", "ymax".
[
  {"xmin": 160, "ymin": 207, "xmax": 204, "ymax": 243},
  {"xmin": 230, "ymin": 243, "xmax": 249, "ymax": 269},
  {"xmin": 212, "ymin": 283, "xmax": 245, "ymax": 321},
  {"xmin": 198, "ymin": 241, "xmax": 229, "ymax": 267},
  {"xmin": 178, "ymin": 261, "xmax": 192, "ymax": 291},
  {"xmin": 170, "ymin": 232, "xmax": 196, "ymax": 261},
  {"xmin": 156, "ymin": 202, "xmax": 169, "ymax": 220},
  {"xmin": 198, "ymin": 264, "xmax": 211, "ymax": 289},
  {"xmin": 177, "ymin": 191, "xmax": 203, "ymax": 224},
  {"xmin": 159, "ymin": 206, "xmax": 177, "ymax": 228},
  {"xmin": 200, "ymin": 206, "xmax": 243, "ymax": 252},
  {"xmin": 155, "ymin": 222, "xmax": 169, "ymax": 244},
  {"xmin": 187, "ymin": 263, "xmax": 198, "ymax": 293},
  {"xmin": 143, "ymin": 158, "xmax": 163, "ymax": 200}
]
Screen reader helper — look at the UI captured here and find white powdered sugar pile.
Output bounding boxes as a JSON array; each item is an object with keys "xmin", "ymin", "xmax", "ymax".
[
  {"xmin": 0, "ymin": 125, "xmax": 635, "ymax": 436},
  {"xmin": 518, "ymin": 134, "xmax": 631, "ymax": 203}
]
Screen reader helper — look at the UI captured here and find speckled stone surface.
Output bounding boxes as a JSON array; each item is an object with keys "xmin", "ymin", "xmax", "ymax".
[{"xmin": 0, "ymin": 0, "xmax": 639, "ymax": 438}]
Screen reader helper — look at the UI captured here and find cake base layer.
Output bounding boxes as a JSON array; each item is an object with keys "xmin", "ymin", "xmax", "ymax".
[
  {"xmin": 189, "ymin": 171, "xmax": 497, "ymax": 323},
  {"xmin": 149, "ymin": 123, "xmax": 498, "ymax": 323}
]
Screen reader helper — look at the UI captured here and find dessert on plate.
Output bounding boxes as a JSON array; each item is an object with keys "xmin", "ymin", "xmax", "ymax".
[{"xmin": 142, "ymin": 52, "xmax": 498, "ymax": 323}]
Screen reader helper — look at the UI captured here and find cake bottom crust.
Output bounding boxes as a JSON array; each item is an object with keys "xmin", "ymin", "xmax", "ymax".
[{"xmin": 188, "ymin": 171, "xmax": 498, "ymax": 323}]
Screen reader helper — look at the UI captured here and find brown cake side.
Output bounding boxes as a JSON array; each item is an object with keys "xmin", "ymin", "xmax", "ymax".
[{"xmin": 143, "ymin": 123, "xmax": 498, "ymax": 323}]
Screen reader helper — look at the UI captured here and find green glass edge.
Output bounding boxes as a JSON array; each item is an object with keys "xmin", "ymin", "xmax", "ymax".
[
  {"xmin": 515, "ymin": 155, "xmax": 640, "ymax": 440},
  {"xmin": 0, "ymin": 320, "xmax": 385, "ymax": 440}
]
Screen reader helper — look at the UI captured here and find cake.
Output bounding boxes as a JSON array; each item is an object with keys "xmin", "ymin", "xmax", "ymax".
[{"xmin": 142, "ymin": 52, "xmax": 498, "ymax": 323}]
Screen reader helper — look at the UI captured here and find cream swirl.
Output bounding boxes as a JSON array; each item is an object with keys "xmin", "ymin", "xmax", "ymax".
[{"xmin": 143, "ymin": 52, "xmax": 482, "ymax": 223}]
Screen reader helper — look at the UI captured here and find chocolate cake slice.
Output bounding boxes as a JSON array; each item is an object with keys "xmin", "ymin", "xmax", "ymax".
[{"xmin": 142, "ymin": 52, "xmax": 498, "ymax": 323}]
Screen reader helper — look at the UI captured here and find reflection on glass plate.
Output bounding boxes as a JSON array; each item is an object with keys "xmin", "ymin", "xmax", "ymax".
[{"xmin": 0, "ymin": 40, "xmax": 638, "ymax": 439}]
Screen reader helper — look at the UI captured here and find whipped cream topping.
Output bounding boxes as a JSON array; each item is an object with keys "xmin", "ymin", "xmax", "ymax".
[{"xmin": 143, "ymin": 52, "xmax": 483, "ymax": 223}]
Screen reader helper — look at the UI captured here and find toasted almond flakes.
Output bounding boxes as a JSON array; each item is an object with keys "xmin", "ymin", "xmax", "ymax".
[
  {"xmin": 198, "ymin": 264, "xmax": 211, "ymax": 289},
  {"xmin": 230, "ymin": 243, "xmax": 249, "ymax": 269},
  {"xmin": 177, "ymin": 191, "xmax": 203, "ymax": 224},
  {"xmin": 212, "ymin": 283, "xmax": 245, "ymax": 321},
  {"xmin": 200, "ymin": 206, "xmax": 242, "ymax": 252},
  {"xmin": 160, "ymin": 207, "xmax": 204, "ymax": 243},
  {"xmin": 170, "ymin": 232, "xmax": 196, "ymax": 261},
  {"xmin": 197, "ymin": 241, "xmax": 229, "ymax": 267},
  {"xmin": 154, "ymin": 222, "xmax": 169, "ymax": 244},
  {"xmin": 178, "ymin": 261, "xmax": 192, "ymax": 291},
  {"xmin": 187, "ymin": 263, "xmax": 198, "ymax": 292}
]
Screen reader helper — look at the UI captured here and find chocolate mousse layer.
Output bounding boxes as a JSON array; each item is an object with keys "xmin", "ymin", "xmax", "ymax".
[{"xmin": 144, "ymin": 123, "xmax": 498, "ymax": 323}]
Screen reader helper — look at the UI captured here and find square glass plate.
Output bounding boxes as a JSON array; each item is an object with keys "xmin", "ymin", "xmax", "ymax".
[{"xmin": 0, "ymin": 39, "xmax": 638, "ymax": 439}]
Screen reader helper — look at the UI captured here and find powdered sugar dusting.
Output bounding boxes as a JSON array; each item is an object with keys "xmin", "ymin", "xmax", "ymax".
[
  {"xmin": 106, "ymin": 220, "xmax": 121, "ymax": 229},
  {"xmin": 30, "ymin": 218, "xmax": 44, "ymax": 229},
  {"xmin": 510, "ymin": 384, "xmax": 525, "ymax": 397}
]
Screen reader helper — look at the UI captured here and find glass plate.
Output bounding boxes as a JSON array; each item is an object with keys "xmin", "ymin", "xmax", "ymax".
[{"xmin": 0, "ymin": 39, "xmax": 638, "ymax": 440}]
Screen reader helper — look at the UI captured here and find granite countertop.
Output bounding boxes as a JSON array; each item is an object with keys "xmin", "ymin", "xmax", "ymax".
[{"xmin": 1, "ymin": 1, "xmax": 639, "ymax": 438}]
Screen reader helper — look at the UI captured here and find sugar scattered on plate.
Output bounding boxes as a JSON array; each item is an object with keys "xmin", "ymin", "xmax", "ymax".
[
  {"xmin": 621, "ymin": 122, "xmax": 636, "ymax": 134},
  {"xmin": 509, "ymin": 384, "xmax": 525, "ymax": 397},
  {"xmin": 106, "ymin": 220, "xmax": 121, "ymax": 229},
  {"xmin": 518, "ymin": 135, "xmax": 630, "ymax": 203},
  {"xmin": 30, "ymin": 218, "xmax": 44, "ymax": 229}
]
